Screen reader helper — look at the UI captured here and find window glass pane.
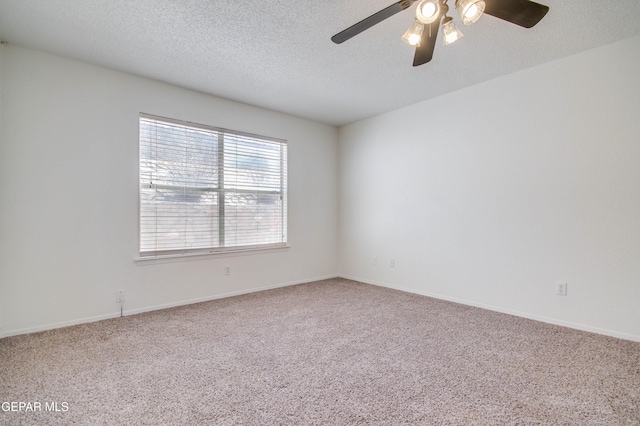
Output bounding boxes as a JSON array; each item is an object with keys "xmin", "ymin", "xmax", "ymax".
[
  {"xmin": 223, "ymin": 134, "xmax": 282, "ymax": 191},
  {"xmin": 140, "ymin": 186, "xmax": 219, "ymax": 252},
  {"xmin": 140, "ymin": 120, "xmax": 219, "ymax": 188},
  {"xmin": 223, "ymin": 192, "xmax": 283, "ymax": 247}
]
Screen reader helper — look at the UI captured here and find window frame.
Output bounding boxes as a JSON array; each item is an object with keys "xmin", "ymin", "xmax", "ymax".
[{"xmin": 138, "ymin": 113, "xmax": 288, "ymax": 259}]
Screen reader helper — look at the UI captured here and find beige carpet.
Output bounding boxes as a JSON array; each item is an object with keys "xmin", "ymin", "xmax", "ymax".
[{"xmin": 1, "ymin": 278, "xmax": 639, "ymax": 425}]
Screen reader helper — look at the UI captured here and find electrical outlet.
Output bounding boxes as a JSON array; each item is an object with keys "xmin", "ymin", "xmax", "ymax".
[
  {"xmin": 116, "ymin": 290, "xmax": 126, "ymax": 304},
  {"xmin": 372, "ymin": 256, "xmax": 377, "ymax": 265},
  {"xmin": 390, "ymin": 259, "xmax": 396, "ymax": 268},
  {"xmin": 556, "ymin": 281, "xmax": 567, "ymax": 296},
  {"xmin": 224, "ymin": 266, "xmax": 231, "ymax": 276}
]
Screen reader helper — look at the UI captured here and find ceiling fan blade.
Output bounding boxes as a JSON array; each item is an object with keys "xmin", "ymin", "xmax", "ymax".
[
  {"xmin": 331, "ymin": 1, "xmax": 412, "ymax": 44},
  {"xmin": 413, "ymin": 19, "xmax": 440, "ymax": 66},
  {"xmin": 483, "ymin": 0, "xmax": 549, "ymax": 28}
]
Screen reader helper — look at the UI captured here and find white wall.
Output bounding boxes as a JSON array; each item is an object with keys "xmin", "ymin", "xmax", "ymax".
[
  {"xmin": 0, "ymin": 45, "xmax": 338, "ymax": 337},
  {"xmin": 339, "ymin": 35, "xmax": 640, "ymax": 341},
  {"xmin": 3, "ymin": 37, "xmax": 639, "ymax": 342}
]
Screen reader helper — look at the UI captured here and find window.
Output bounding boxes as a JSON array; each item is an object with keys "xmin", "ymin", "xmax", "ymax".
[{"xmin": 139, "ymin": 114, "xmax": 287, "ymax": 257}]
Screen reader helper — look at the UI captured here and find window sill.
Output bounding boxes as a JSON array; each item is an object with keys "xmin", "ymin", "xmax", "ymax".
[{"xmin": 135, "ymin": 245, "xmax": 290, "ymax": 264}]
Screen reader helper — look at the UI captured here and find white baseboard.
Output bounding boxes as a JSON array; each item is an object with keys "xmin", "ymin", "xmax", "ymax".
[
  {"xmin": 0, "ymin": 312, "xmax": 123, "ymax": 339},
  {"xmin": 0, "ymin": 274, "xmax": 339, "ymax": 339},
  {"xmin": 340, "ymin": 274, "xmax": 640, "ymax": 343},
  {"xmin": 5, "ymin": 274, "xmax": 637, "ymax": 343},
  {"xmin": 122, "ymin": 274, "xmax": 339, "ymax": 317}
]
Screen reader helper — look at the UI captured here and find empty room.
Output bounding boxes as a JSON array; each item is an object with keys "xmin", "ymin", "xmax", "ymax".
[{"xmin": 1, "ymin": 0, "xmax": 639, "ymax": 424}]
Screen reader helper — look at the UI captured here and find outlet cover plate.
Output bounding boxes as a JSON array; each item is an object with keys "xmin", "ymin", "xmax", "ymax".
[{"xmin": 556, "ymin": 281, "xmax": 567, "ymax": 296}]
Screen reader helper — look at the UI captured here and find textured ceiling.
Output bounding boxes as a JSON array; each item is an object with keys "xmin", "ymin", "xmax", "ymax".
[{"xmin": 1, "ymin": 0, "xmax": 640, "ymax": 126}]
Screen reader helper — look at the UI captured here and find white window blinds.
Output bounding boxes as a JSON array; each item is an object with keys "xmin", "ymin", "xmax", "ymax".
[{"xmin": 139, "ymin": 114, "xmax": 287, "ymax": 257}]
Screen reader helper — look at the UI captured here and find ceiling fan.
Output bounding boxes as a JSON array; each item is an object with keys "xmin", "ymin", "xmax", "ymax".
[{"xmin": 331, "ymin": 0, "xmax": 549, "ymax": 66}]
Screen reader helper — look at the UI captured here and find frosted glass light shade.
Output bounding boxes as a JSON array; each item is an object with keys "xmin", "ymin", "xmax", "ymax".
[
  {"xmin": 416, "ymin": 0, "xmax": 441, "ymax": 24},
  {"xmin": 456, "ymin": 0, "xmax": 485, "ymax": 25},
  {"xmin": 442, "ymin": 17, "xmax": 463, "ymax": 45},
  {"xmin": 402, "ymin": 20, "xmax": 424, "ymax": 46}
]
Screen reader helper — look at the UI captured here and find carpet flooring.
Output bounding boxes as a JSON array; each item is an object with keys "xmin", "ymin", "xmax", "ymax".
[{"xmin": 1, "ymin": 278, "xmax": 639, "ymax": 425}]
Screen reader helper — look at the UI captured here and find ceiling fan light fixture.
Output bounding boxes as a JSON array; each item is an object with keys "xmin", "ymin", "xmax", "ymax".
[
  {"xmin": 330, "ymin": 0, "xmax": 549, "ymax": 66},
  {"xmin": 455, "ymin": 0, "xmax": 485, "ymax": 25},
  {"xmin": 416, "ymin": 0, "xmax": 441, "ymax": 24},
  {"xmin": 442, "ymin": 16, "xmax": 463, "ymax": 45},
  {"xmin": 402, "ymin": 20, "xmax": 424, "ymax": 46}
]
